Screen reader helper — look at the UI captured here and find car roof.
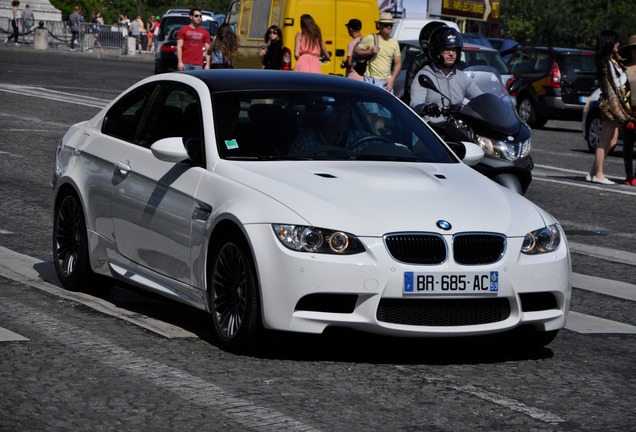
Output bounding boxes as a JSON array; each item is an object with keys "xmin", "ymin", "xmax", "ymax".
[
  {"xmin": 164, "ymin": 9, "xmax": 215, "ymax": 17},
  {"xmin": 183, "ymin": 69, "xmax": 392, "ymax": 95},
  {"xmin": 400, "ymin": 40, "xmax": 498, "ymax": 53},
  {"xmin": 512, "ymin": 46, "xmax": 594, "ymax": 54}
]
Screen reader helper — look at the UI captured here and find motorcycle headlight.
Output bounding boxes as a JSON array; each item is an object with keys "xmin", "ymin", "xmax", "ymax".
[
  {"xmin": 521, "ymin": 224, "xmax": 561, "ymax": 255},
  {"xmin": 272, "ymin": 225, "xmax": 365, "ymax": 255},
  {"xmin": 477, "ymin": 135, "xmax": 532, "ymax": 161}
]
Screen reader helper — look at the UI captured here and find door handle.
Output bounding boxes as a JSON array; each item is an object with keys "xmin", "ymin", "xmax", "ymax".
[{"xmin": 115, "ymin": 160, "xmax": 131, "ymax": 175}]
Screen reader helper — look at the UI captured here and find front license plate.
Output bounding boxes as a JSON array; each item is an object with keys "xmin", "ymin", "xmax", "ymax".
[
  {"xmin": 579, "ymin": 95, "xmax": 589, "ymax": 103},
  {"xmin": 404, "ymin": 271, "xmax": 499, "ymax": 295}
]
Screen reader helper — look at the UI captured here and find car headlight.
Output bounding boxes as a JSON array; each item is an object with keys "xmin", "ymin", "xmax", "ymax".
[
  {"xmin": 477, "ymin": 135, "xmax": 532, "ymax": 161},
  {"xmin": 521, "ymin": 224, "xmax": 561, "ymax": 255},
  {"xmin": 272, "ymin": 225, "xmax": 365, "ymax": 255}
]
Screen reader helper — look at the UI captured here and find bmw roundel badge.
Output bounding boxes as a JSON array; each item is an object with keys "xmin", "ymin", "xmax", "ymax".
[{"xmin": 436, "ymin": 220, "xmax": 452, "ymax": 230}]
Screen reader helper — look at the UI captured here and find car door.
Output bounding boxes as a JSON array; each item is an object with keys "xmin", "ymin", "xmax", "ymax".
[{"xmin": 110, "ymin": 82, "xmax": 205, "ymax": 286}]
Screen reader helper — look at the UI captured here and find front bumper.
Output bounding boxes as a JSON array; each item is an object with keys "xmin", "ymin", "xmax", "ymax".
[{"xmin": 246, "ymin": 224, "xmax": 572, "ymax": 337}]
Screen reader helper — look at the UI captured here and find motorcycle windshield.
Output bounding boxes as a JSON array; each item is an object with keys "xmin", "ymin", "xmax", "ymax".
[{"xmin": 460, "ymin": 69, "xmax": 521, "ymax": 137}]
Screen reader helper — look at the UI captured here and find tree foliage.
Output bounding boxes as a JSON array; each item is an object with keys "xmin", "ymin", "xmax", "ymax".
[
  {"xmin": 51, "ymin": 0, "xmax": 232, "ymax": 25},
  {"xmin": 501, "ymin": 0, "xmax": 636, "ymax": 49}
]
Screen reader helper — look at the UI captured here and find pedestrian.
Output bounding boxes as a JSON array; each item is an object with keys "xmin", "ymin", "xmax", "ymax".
[
  {"xmin": 176, "ymin": 8, "xmax": 211, "ymax": 71},
  {"xmin": 293, "ymin": 14, "xmax": 330, "ymax": 73},
  {"xmin": 587, "ymin": 30, "xmax": 635, "ymax": 185},
  {"xmin": 91, "ymin": 11, "xmax": 105, "ymax": 54},
  {"xmin": 119, "ymin": 14, "xmax": 130, "ymax": 37},
  {"xmin": 208, "ymin": 23, "xmax": 238, "ymax": 68},
  {"xmin": 7, "ymin": 0, "xmax": 20, "ymax": 45},
  {"xmin": 260, "ymin": 25, "xmax": 283, "ymax": 70},
  {"xmin": 619, "ymin": 34, "xmax": 636, "ymax": 185},
  {"xmin": 354, "ymin": 12, "xmax": 401, "ymax": 92},
  {"xmin": 342, "ymin": 18, "xmax": 363, "ymax": 80},
  {"xmin": 21, "ymin": 4, "xmax": 34, "ymax": 44},
  {"xmin": 129, "ymin": 15, "xmax": 142, "ymax": 53},
  {"xmin": 68, "ymin": 6, "xmax": 81, "ymax": 51},
  {"xmin": 146, "ymin": 16, "xmax": 157, "ymax": 54}
]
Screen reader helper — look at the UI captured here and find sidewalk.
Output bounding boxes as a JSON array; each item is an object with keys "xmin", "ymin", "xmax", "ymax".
[{"xmin": 0, "ymin": 38, "xmax": 154, "ymax": 63}]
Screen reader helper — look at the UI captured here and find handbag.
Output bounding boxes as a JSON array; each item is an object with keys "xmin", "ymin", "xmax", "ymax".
[
  {"xmin": 599, "ymin": 60, "xmax": 633, "ymax": 124},
  {"xmin": 352, "ymin": 34, "xmax": 378, "ymax": 76}
]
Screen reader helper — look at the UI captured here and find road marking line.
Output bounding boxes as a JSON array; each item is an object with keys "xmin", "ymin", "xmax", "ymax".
[
  {"xmin": 572, "ymin": 273, "xmax": 636, "ymax": 301},
  {"xmin": 566, "ymin": 311, "xmax": 636, "ymax": 334},
  {"xmin": 532, "ymin": 164, "xmax": 636, "ymax": 196},
  {"xmin": 396, "ymin": 366, "xmax": 566, "ymax": 424},
  {"xmin": 1, "ymin": 303, "xmax": 323, "ymax": 432},
  {"xmin": 0, "ymin": 327, "xmax": 29, "ymax": 342},
  {"xmin": 0, "ymin": 84, "xmax": 110, "ymax": 108},
  {"xmin": 0, "ymin": 246, "xmax": 196, "ymax": 339}
]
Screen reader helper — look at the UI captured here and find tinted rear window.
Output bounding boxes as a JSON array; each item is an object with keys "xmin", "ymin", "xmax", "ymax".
[{"xmin": 557, "ymin": 54, "xmax": 596, "ymax": 74}]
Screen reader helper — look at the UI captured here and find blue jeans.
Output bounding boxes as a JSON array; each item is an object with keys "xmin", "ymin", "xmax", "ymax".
[
  {"xmin": 364, "ymin": 75, "xmax": 393, "ymax": 94},
  {"xmin": 70, "ymin": 30, "xmax": 79, "ymax": 49},
  {"xmin": 10, "ymin": 18, "xmax": 19, "ymax": 43},
  {"xmin": 184, "ymin": 64, "xmax": 203, "ymax": 71}
]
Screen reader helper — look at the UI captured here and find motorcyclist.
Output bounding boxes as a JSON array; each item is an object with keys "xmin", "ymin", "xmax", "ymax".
[
  {"xmin": 401, "ymin": 21, "xmax": 448, "ymax": 105},
  {"xmin": 410, "ymin": 27, "xmax": 482, "ymax": 124}
]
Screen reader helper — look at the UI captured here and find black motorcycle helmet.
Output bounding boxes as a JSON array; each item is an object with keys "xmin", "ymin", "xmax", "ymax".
[
  {"xmin": 429, "ymin": 27, "xmax": 464, "ymax": 65},
  {"xmin": 418, "ymin": 21, "xmax": 448, "ymax": 52}
]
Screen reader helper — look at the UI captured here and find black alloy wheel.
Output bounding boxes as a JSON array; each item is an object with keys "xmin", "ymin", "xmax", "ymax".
[{"xmin": 52, "ymin": 193, "xmax": 94, "ymax": 290}]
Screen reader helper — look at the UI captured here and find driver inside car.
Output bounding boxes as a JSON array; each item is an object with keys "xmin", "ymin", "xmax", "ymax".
[{"xmin": 290, "ymin": 99, "xmax": 376, "ymax": 153}]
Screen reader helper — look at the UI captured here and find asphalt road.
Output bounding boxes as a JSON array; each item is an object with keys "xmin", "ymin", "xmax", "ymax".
[{"xmin": 1, "ymin": 45, "xmax": 635, "ymax": 431}]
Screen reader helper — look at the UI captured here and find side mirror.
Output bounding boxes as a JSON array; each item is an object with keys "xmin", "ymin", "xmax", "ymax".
[
  {"xmin": 417, "ymin": 74, "xmax": 439, "ymax": 93},
  {"xmin": 447, "ymin": 141, "xmax": 484, "ymax": 166},
  {"xmin": 150, "ymin": 137, "xmax": 189, "ymax": 162},
  {"xmin": 507, "ymin": 77, "xmax": 522, "ymax": 94}
]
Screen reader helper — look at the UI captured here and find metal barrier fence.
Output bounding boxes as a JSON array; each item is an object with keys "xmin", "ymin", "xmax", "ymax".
[{"xmin": 2, "ymin": 17, "xmax": 128, "ymax": 53}]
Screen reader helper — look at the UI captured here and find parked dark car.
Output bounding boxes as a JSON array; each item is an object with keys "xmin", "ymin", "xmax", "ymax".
[
  {"xmin": 506, "ymin": 46, "xmax": 597, "ymax": 128},
  {"xmin": 154, "ymin": 9, "xmax": 219, "ymax": 74}
]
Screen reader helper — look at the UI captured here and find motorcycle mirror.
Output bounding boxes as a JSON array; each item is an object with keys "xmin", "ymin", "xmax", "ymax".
[{"xmin": 418, "ymin": 75, "xmax": 439, "ymax": 93}]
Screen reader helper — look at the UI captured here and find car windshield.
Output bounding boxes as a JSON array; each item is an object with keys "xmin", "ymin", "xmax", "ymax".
[
  {"xmin": 211, "ymin": 90, "xmax": 457, "ymax": 163},
  {"xmin": 461, "ymin": 50, "xmax": 511, "ymax": 75},
  {"xmin": 162, "ymin": 17, "xmax": 218, "ymax": 40}
]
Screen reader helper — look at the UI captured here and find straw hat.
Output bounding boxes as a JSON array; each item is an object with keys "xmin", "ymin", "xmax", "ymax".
[
  {"xmin": 620, "ymin": 34, "xmax": 636, "ymax": 58},
  {"xmin": 376, "ymin": 12, "xmax": 394, "ymax": 24}
]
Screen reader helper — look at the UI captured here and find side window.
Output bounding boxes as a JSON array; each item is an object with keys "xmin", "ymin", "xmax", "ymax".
[
  {"xmin": 137, "ymin": 83, "xmax": 201, "ymax": 149},
  {"xmin": 102, "ymin": 85, "xmax": 154, "ymax": 142}
]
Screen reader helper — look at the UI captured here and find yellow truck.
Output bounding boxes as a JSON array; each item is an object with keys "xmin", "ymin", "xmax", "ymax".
[{"xmin": 225, "ymin": 0, "xmax": 380, "ymax": 74}]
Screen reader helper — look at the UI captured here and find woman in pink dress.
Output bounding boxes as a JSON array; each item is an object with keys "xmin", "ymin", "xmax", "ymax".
[{"xmin": 294, "ymin": 14, "xmax": 330, "ymax": 73}]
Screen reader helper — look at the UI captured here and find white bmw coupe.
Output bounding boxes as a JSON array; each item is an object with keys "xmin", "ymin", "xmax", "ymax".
[{"xmin": 51, "ymin": 70, "xmax": 571, "ymax": 352}]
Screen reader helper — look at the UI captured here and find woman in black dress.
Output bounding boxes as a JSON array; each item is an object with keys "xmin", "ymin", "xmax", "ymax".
[{"xmin": 260, "ymin": 25, "xmax": 283, "ymax": 70}]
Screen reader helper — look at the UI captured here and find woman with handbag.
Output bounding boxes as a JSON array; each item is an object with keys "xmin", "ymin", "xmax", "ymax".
[
  {"xmin": 588, "ymin": 30, "xmax": 635, "ymax": 185},
  {"xmin": 208, "ymin": 23, "xmax": 238, "ymax": 68},
  {"xmin": 620, "ymin": 34, "xmax": 636, "ymax": 186}
]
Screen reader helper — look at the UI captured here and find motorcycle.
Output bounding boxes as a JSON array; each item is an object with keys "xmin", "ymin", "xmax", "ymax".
[{"xmin": 417, "ymin": 66, "xmax": 533, "ymax": 194}]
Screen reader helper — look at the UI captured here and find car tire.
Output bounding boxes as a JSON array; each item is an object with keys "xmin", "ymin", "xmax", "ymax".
[
  {"xmin": 585, "ymin": 109, "xmax": 602, "ymax": 153},
  {"xmin": 518, "ymin": 96, "xmax": 547, "ymax": 128},
  {"xmin": 208, "ymin": 232, "xmax": 262, "ymax": 352},
  {"xmin": 52, "ymin": 192, "xmax": 95, "ymax": 291}
]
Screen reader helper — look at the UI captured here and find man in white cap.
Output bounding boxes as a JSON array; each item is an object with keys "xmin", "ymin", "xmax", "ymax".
[{"xmin": 354, "ymin": 11, "xmax": 401, "ymax": 92}]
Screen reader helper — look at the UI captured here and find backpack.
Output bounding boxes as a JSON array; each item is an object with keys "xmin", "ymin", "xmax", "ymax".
[{"xmin": 353, "ymin": 34, "xmax": 379, "ymax": 76}]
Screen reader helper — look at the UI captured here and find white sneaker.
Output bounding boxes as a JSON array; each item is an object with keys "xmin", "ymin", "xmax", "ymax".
[{"xmin": 592, "ymin": 176, "xmax": 615, "ymax": 185}]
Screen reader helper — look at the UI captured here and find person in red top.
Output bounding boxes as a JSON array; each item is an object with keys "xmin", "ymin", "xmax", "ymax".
[{"xmin": 177, "ymin": 8, "xmax": 211, "ymax": 71}]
